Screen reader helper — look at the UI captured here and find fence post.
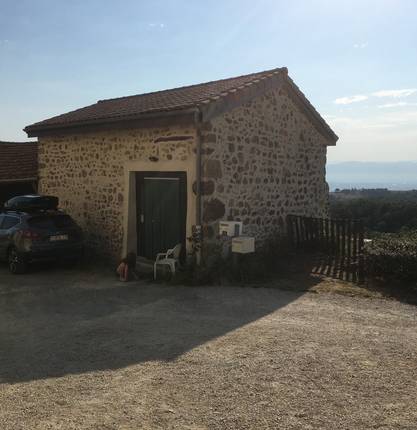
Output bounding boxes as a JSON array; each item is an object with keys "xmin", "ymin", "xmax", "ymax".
[
  {"xmin": 295, "ymin": 216, "xmax": 300, "ymax": 248},
  {"xmin": 287, "ymin": 215, "xmax": 294, "ymax": 248},
  {"xmin": 347, "ymin": 220, "xmax": 352, "ymax": 280},
  {"xmin": 341, "ymin": 220, "xmax": 346, "ymax": 275},
  {"xmin": 336, "ymin": 220, "xmax": 341, "ymax": 256},
  {"xmin": 286, "ymin": 214, "xmax": 363, "ymax": 284},
  {"xmin": 358, "ymin": 221, "xmax": 365, "ymax": 283},
  {"xmin": 330, "ymin": 219, "xmax": 336, "ymax": 255},
  {"xmin": 325, "ymin": 217, "xmax": 330, "ymax": 253}
]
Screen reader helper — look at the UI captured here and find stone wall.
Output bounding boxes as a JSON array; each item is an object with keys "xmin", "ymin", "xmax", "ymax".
[
  {"xmin": 37, "ymin": 85, "xmax": 331, "ymax": 260},
  {"xmin": 200, "ymin": 86, "xmax": 330, "ymax": 243},
  {"xmin": 38, "ymin": 126, "xmax": 196, "ymax": 258}
]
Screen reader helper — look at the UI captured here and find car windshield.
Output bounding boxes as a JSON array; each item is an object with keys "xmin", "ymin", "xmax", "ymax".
[{"xmin": 28, "ymin": 215, "xmax": 77, "ymax": 230}]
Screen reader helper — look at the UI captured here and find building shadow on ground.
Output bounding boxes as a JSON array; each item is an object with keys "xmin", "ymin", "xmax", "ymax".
[{"xmin": 0, "ymin": 265, "xmax": 322, "ymax": 384}]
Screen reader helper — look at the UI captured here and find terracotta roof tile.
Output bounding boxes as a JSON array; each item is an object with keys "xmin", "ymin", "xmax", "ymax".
[
  {"xmin": 25, "ymin": 68, "xmax": 286, "ymax": 132},
  {"xmin": 0, "ymin": 142, "xmax": 38, "ymax": 182},
  {"xmin": 24, "ymin": 67, "xmax": 337, "ymax": 144}
]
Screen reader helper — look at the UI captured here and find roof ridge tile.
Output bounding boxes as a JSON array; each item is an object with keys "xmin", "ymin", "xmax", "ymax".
[
  {"xmin": 22, "ymin": 66, "xmax": 338, "ymax": 144},
  {"xmin": 96, "ymin": 67, "xmax": 284, "ymax": 104}
]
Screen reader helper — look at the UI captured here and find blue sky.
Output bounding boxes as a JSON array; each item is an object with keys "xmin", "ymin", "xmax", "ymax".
[{"xmin": 1, "ymin": 0, "xmax": 416, "ymax": 162}]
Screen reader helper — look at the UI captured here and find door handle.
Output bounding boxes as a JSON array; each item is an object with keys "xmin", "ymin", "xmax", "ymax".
[{"xmin": 140, "ymin": 214, "xmax": 144, "ymax": 223}]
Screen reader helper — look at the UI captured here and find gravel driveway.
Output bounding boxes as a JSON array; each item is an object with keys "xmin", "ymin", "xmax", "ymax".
[{"xmin": 0, "ymin": 266, "xmax": 416, "ymax": 429}]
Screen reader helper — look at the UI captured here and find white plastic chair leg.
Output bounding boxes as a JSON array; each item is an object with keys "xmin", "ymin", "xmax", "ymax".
[{"xmin": 170, "ymin": 261, "xmax": 177, "ymax": 276}]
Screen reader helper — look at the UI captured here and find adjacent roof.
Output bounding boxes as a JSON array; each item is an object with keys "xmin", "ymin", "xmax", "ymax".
[
  {"xmin": 0, "ymin": 141, "xmax": 38, "ymax": 182},
  {"xmin": 24, "ymin": 67, "xmax": 338, "ymax": 143}
]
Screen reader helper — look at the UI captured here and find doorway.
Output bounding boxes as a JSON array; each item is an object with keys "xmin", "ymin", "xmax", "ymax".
[{"xmin": 136, "ymin": 172, "xmax": 187, "ymax": 260}]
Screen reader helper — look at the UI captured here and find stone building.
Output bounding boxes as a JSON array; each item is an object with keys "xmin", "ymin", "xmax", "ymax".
[
  {"xmin": 0, "ymin": 141, "xmax": 38, "ymax": 206},
  {"xmin": 25, "ymin": 67, "xmax": 338, "ymax": 261}
]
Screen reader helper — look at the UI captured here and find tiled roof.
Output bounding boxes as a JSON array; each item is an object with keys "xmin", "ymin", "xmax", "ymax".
[
  {"xmin": 25, "ymin": 68, "xmax": 287, "ymax": 131},
  {"xmin": 24, "ymin": 67, "xmax": 337, "ymax": 143},
  {"xmin": 0, "ymin": 141, "xmax": 38, "ymax": 182}
]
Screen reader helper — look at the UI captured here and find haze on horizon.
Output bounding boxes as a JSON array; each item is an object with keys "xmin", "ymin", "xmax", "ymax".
[{"xmin": 1, "ymin": 0, "xmax": 416, "ymax": 163}]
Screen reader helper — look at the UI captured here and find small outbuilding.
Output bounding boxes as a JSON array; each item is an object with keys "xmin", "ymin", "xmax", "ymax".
[
  {"xmin": 0, "ymin": 141, "xmax": 38, "ymax": 206},
  {"xmin": 24, "ymin": 67, "xmax": 337, "ymax": 260}
]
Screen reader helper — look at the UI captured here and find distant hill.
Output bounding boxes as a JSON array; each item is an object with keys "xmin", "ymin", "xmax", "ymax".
[{"xmin": 326, "ymin": 161, "xmax": 417, "ymax": 191}]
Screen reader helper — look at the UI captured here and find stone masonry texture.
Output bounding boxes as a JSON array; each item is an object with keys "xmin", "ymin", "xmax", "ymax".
[
  {"xmin": 38, "ymin": 127, "xmax": 195, "ymax": 258},
  {"xmin": 200, "ymin": 86, "xmax": 329, "ymax": 243},
  {"xmin": 38, "ymin": 85, "xmax": 330, "ymax": 259}
]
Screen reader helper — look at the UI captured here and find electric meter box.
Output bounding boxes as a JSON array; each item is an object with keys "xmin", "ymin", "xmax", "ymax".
[
  {"xmin": 232, "ymin": 236, "xmax": 255, "ymax": 254},
  {"xmin": 219, "ymin": 221, "xmax": 243, "ymax": 237}
]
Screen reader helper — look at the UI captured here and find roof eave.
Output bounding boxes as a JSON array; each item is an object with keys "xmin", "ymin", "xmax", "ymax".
[
  {"xmin": 24, "ymin": 107, "xmax": 199, "ymax": 138},
  {"xmin": 200, "ymin": 69, "xmax": 287, "ymax": 122},
  {"xmin": 198, "ymin": 70, "xmax": 338, "ymax": 145},
  {"xmin": 24, "ymin": 67, "xmax": 338, "ymax": 145},
  {"xmin": 284, "ymin": 76, "xmax": 338, "ymax": 145},
  {"xmin": 0, "ymin": 177, "xmax": 38, "ymax": 184}
]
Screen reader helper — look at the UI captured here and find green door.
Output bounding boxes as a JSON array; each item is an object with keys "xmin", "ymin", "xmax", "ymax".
[{"xmin": 137, "ymin": 173, "xmax": 186, "ymax": 260}]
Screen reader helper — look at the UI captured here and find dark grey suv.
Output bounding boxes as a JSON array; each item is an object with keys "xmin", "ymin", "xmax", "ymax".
[{"xmin": 0, "ymin": 196, "xmax": 84, "ymax": 274}]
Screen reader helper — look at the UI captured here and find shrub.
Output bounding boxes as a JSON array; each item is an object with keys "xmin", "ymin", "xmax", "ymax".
[
  {"xmin": 364, "ymin": 231, "xmax": 417, "ymax": 281},
  {"xmin": 174, "ymin": 233, "xmax": 290, "ymax": 286},
  {"xmin": 329, "ymin": 192, "xmax": 417, "ymax": 234}
]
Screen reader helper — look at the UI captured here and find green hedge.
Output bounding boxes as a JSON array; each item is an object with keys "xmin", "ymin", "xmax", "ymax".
[{"xmin": 364, "ymin": 231, "xmax": 417, "ymax": 281}]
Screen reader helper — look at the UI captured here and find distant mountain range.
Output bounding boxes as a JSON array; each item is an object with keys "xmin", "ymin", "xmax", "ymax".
[{"xmin": 326, "ymin": 161, "xmax": 417, "ymax": 191}]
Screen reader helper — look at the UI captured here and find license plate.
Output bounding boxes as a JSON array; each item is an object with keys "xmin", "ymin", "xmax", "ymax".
[{"xmin": 50, "ymin": 234, "xmax": 68, "ymax": 241}]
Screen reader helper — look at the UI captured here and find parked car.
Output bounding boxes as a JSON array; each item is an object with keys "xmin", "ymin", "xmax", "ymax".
[{"xmin": 0, "ymin": 195, "xmax": 84, "ymax": 274}]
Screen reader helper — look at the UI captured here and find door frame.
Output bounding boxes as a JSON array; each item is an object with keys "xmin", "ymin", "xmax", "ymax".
[{"xmin": 136, "ymin": 171, "xmax": 187, "ymax": 260}]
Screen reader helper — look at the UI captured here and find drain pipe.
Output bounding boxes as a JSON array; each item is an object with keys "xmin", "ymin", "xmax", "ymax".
[{"xmin": 194, "ymin": 108, "xmax": 203, "ymax": 264}]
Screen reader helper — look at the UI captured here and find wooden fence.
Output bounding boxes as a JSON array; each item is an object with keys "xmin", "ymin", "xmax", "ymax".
[{"xmin": 286, "ymin": 214, "xmax": 365, "ymax": 282}]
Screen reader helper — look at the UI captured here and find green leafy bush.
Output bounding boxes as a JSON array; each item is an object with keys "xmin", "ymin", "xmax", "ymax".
[{"xmin": 364, "ymin": 231, "xmax": 417, "ymax": 281}]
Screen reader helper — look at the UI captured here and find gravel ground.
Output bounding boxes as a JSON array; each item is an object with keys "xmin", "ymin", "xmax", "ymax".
[{"xmin": 0, "ymin": 265, "xmax": 416, "ymax": 429}]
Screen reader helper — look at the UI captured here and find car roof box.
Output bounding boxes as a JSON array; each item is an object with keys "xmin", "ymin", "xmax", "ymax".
[{"xmin": 4, "ymin": 195, "xmax": 59, "ymax": 212}]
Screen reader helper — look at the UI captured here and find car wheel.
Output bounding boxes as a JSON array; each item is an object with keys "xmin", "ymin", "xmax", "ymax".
[{"xmin": 8, "ymin": 248, "xmax": 28, "ymax": 274}]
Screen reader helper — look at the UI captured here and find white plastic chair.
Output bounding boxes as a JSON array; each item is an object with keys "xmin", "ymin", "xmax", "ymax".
[{"xmin": 154, "ymin": 243, "xmax": 182, "ymax": 280}]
